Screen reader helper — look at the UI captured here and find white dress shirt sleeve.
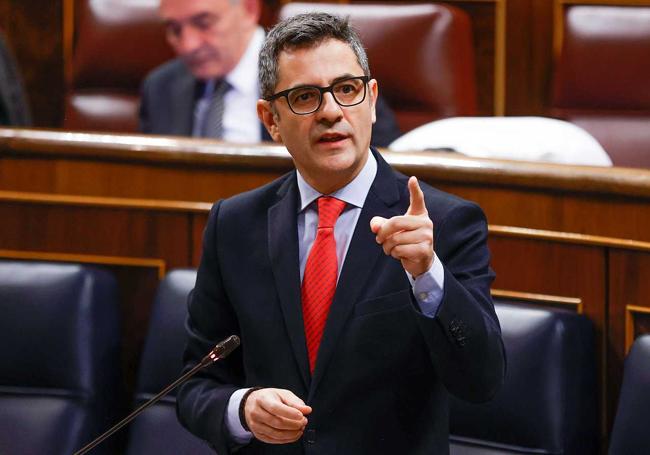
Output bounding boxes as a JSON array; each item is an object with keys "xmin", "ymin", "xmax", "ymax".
[
  {"xmin": 225, "ymin": 388, "xmax": 253, "ymax": 444},
  {"xmin": 407, "ymin": 253, "xmax": 445, "ymax": 317}
]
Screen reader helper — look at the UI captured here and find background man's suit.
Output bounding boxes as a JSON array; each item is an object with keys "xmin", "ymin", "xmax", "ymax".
[
  {"xmin": 139, "ymin": 59, "xmax": 402, "ymax": 147},
  {"xmin": 177, "ymin": 148, "xmax": 505, "ymax": 454},
  {"xmin": 0, "ymin": 32, "xmax": 31, "ymax": 127}
]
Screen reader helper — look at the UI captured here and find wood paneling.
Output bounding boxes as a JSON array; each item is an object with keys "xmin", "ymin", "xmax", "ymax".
[
  {"xmin": 505, "ymin": 0, "xmax": 555, "ymax": 115},
  {"xmin": 1, "ymin": 199, "xmax": 191, "ymax": 266},
  {"xmin": 438, "ymin": 185, "xmax": 650, "ymax": 242},
  {"xmin": 441, "ymin": 0, "xmax": 502, "ymax": 115},
  {"xmin": 491, "ymin": 288, "xmax": 583, "ymax": 312},
  {"xmin": 3, "ymin": 128, "xmax": 650, "ymax": 240},
  {"xmin": 0, "ymin": 155, "xmax": 288, "ymax": 201}
]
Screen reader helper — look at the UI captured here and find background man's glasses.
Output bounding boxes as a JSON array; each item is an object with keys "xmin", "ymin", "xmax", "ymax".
[{"xmin": 265, "ymin": 76, "xmax": 370, "ymax": 115}]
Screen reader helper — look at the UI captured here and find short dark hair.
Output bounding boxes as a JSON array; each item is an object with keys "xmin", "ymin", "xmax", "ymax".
[{"xmin": 259, "ymin": 12, "xmax": 370, "ymax": 99}]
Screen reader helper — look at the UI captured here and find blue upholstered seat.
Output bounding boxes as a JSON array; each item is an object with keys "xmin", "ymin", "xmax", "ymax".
[
  {"xmin": 609, "ymin": 334, "xmax": 650, "ymax": 455},
  {"xmin": 450, "ymin": 301, "xmax": 598, "ymax": 455},
  {"xmin": 125, "ymin": 269, "xmax": 214, "ymax": 454},
  {"xmin": 0, "ymin": 260, "xmax": 120, "ymax": 455}
]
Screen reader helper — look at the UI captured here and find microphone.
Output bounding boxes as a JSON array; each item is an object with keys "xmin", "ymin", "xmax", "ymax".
[{"xmin": 73, "ymin": 335, "xmax": 241, "ymax": 455}]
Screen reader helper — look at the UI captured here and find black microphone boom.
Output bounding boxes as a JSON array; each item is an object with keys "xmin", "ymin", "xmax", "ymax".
[{"xmin": 73, "ymin": 335, "xmax": 241, "ymax": 455}]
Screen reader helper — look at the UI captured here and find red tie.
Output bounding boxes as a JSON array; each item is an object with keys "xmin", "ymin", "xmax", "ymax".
[{"xmin": 302, "ymin": 196, "xmax": 346, "ymax": 373}]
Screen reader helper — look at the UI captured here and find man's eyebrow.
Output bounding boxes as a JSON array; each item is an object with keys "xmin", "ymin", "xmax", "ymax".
[
  {"xmin": 285, "ymin": 74, "xmax": 359, "ymax": 90},
  {"xmin": 331, "ymin": 73, "xmax": 358, "ymax": 83},
  {"xmin": 284, "ymin": 82, "xmax": 317, "ymax": 91},
  {"xmin": 190, "ymin": 12, "xmax": 217, "ymax": 23},
  {"xmin": 163, "ymin": 12, "xmax": 216, "ymax": 27}
]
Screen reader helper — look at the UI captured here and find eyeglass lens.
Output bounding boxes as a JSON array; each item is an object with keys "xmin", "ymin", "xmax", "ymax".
[{"xmin": 288, "ymin": 78, "xmax": 366, "ymax": 114}]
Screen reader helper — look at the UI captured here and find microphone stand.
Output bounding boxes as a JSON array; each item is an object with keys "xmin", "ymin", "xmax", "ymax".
[{"xmin": 73, "ymin": 335, "xmax": 240, "ymax": 455}]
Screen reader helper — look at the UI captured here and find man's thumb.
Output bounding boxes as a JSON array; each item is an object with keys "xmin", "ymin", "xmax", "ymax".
[{"xmin": 370, "ymin": 216, "xmax": 387, "ymax": 233}]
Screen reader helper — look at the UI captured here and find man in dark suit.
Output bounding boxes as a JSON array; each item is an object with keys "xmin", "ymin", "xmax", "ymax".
[
  {"xmin": 0, "ymin": 31, "xmax": 31, "ymax": 127},
  {"xmin": 139, "ymin": 0, "xmax": 400, "ymax": 147},
  {"xmin": 177, "ymin": 12, "xmax": 505, "ymax": 454}
]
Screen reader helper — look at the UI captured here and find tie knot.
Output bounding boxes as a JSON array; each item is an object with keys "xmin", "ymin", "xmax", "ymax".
[
  {"xmin": 317, "ymin": 197, "xmax": 346, "ymax": 228},
  {"xmin": 212, "ymin": 79, "xmax": 231, "ymax": 98}
]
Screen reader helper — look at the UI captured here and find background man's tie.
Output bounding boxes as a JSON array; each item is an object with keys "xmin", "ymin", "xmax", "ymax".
[
  {"xmin": 202, "ymin": 79, "xmax": 230, "ymax": 138},
  {"xmin": 301, "ymin": 196, "xmax": 347, "ymax": 374}
]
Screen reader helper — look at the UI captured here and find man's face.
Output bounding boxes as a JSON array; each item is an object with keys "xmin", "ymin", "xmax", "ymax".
[
  {"xmin": 160, "ymin": 0, "xmax": 259, "ymax": 80},
  {"xmin": 258, "ymin": 39, "xmax": 378, "ymax": 194}
]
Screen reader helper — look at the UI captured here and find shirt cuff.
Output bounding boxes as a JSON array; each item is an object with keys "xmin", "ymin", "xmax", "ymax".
[
  {"xmin": 407, "ymin": 254, "xmax": 445, "ymax": 318},
  {"xmin": 226, "ymin": 388, "xmax": 254, "ymax": 444}
]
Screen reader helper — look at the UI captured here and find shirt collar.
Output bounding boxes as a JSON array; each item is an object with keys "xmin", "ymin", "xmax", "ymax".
[
  {"xmin": 296, "ymin": 150, "xmax": 377, "ymax": 212},
  {"xmin": 224, "ymin": 26, "xmax": 264, "ymax": 96}
]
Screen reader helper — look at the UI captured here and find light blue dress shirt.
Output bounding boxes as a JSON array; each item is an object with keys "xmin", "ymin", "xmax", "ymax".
[{"xmin": 225, "ymin": 151, "xmax": 445, "ymax": 443}]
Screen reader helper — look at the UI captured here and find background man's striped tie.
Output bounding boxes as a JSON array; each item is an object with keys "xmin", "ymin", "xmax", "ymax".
[{"xmin": 202, "ymin": 79, "xmax": 231, "ymax": 138}]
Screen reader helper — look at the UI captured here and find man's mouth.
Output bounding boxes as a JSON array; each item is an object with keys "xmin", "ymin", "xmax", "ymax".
[
  {"xmin": 183, "ymin": 51, "xmax": 215, "ymax": 68},
  {"xmin": 318, "ymin": 133, "xmax": 349, "ymax": 143},
  {"xmin": 186, "ymin": 57, "xmax": 208, "ymax": 68}
]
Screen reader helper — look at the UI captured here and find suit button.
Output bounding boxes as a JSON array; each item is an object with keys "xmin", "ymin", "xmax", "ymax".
[{"xmin": 304, "ymin": 429, "xmax": 316, "ymax": 444}]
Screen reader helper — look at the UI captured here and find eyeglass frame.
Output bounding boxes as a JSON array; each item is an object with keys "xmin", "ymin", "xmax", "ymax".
[{"xmin": 264, "ymin": 75, "xmax": 371, "ymax": 115}]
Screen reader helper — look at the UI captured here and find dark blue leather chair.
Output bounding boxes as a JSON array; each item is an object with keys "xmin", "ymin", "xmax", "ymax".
[
  {"xmin": 450, "ymin": 301, "xmax": 598, "ymax": 455},
  {"xmin": 609, "ymin": 334, "xmax": 650, "ymax": 455},
  {"xmin": 125, "ymin": 269, "xmax": 214, "ymax": 454},
  {"xmin": 0, "ymin": 260, "xmax": 120, "ymax": 455}
]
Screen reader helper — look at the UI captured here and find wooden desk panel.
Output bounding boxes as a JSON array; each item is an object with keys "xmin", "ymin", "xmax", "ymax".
[
  {"xmin": 3, "ymin": 128, "xmax": 650, "ymax": 242},
  {"xmin": 0, "ymin": 196, "xmax": 197, "ymax": 268},
  {"xmin": 437, "ymin": 184, "xmax": 650, "ymax": 242},
  {"xmin": 0, "ymin": 155, "xmax": 289, "ymax": 202}
]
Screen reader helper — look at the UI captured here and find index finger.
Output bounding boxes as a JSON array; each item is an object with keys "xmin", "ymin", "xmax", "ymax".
[
  {"xmin": 261, "ymin": 396, "xmax": 308, "ymax": 421},
  {"xmin": 406, "ymin": 176, "xmax": 427, "ymax": 216}
]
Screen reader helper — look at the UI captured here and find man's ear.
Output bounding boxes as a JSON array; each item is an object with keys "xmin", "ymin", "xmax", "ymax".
[
  {"xmin": 257, "ymin": 99, "xmax": 283, "ymax": 143},
  {"xmin": 242, "ymin": 0, "xmax": 262, "ymax": 23},
  {"xmin": 368, "ymin": 78, "xmax": 378, "ymax": 124}
]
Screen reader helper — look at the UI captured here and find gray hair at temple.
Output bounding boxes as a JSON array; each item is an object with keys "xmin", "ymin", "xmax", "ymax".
[{"xmin": 258, "ymin": 12, "xmax": 370, "ymax": 99}]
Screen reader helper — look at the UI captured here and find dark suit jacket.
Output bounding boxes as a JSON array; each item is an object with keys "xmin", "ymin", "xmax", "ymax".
[
  {"xmin": 139, "ymin": 58, "xmax": 401, "ymax": 147},
  {"xmin": 177, "ymin": 149, "xmax": 505, "ymax": 454},
  {"xmin": 0, "ymin": 32, "xmax": 31, "ymax": 126}
]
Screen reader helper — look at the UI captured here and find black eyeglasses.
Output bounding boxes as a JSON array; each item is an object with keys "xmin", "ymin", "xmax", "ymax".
[{"xmin": 265, "ymin": 76, "xmax": 370, "ymax": 115}]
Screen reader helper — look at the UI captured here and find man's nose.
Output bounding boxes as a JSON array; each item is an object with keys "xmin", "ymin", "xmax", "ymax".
[
  {"xmin": 316, "ymin": 92, "xmax": 343, "ymax": 123},
  {"xmin": 174, "ymin": 26, "xmax": 202, "ymax": 54}
]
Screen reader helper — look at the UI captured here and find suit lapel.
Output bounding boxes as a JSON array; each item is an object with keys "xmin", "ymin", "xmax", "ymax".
[
  {"xmin": 308, "ymin": 150, "xmax": 402, "ymax": 398},
  {"xmin": 171, "ymin": 63, "xmax": 196, "ymax": 135},
  {"xmin": 268, "ymin": 175, "xmax": 311, "ymax": 389}
]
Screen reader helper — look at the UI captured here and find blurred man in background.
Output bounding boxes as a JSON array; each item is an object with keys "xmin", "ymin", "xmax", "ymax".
[
  {"xmin": 139, "ymin": 0, "xmax": 400, "ymax": 146},
  {"xmin": 0, "ymin": 31, "xmax": 31, "ymax": 127}
]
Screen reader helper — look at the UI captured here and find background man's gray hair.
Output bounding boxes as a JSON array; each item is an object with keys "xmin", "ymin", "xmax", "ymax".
[{"xmin": 259, "ymin": 12, "xmax": 370, "ymax": 99}]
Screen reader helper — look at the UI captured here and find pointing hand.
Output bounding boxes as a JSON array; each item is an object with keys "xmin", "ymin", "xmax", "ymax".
[{"xmin": 370, "ymin": 176, "xmax": 434, "ymax": 278}]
